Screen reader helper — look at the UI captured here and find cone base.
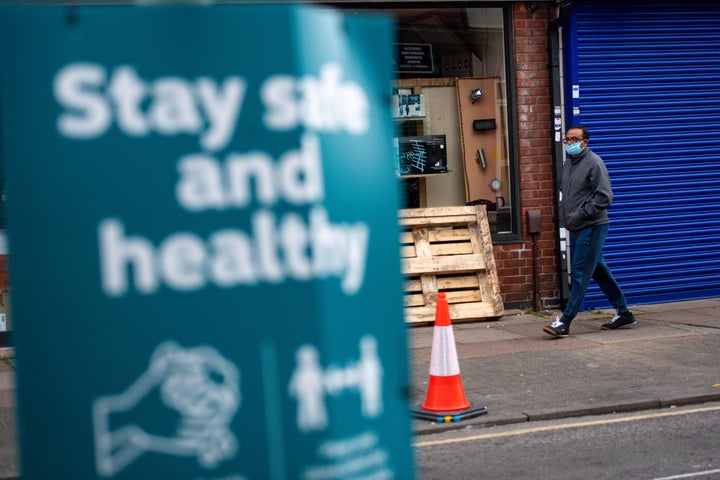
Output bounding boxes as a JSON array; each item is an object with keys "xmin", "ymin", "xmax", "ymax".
[
  {"xmin": 412, "ymin": 405, "xmax": 488, "ymax": 423},
  {"xmin": 421, "ymin": 374, "xmax": 470, "ymax": 412}
]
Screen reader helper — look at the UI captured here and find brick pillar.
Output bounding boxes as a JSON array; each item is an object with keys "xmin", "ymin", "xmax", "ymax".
[{"xmin": 493, "ymin": 2, "xmax": 560, "ymax": 308}]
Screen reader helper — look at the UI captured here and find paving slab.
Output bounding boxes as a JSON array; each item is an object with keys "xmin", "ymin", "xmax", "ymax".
[
  {"xmin": 642, "ymin": 309, "xmax": 720, "ymax": 327},
  {"xmin": 0, "ymin": 408, "xmax": 16, "ymax": 479},
  {"xmin": 632, "ymin": 298, "xmax": 720, "ymax": 313},
  {"xmin": 453, "ymin": 326, "xmax": 526, "ymax": 344},
  {"xmin": 580, "ymin": 324, "xmax": 703, "ymax": 345}
]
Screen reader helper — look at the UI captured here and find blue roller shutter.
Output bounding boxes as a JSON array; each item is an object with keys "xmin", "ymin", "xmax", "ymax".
[{"xmin": 565, "ymin": 1, "xmax": 720, "ymax": 308}]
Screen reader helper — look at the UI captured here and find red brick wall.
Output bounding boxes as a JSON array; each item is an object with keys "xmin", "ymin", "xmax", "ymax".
[
  {"xmin": 0, "ymin": 255, "xmax": 7, "ymax": 291},
  {"xmin": 494, "ymin": 2, "xmax": 560, "ymax": 307}
]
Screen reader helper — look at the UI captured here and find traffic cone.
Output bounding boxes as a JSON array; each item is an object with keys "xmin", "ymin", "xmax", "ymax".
[
  {"xmin": 421, "ymin": 292, "xmax": 470, "ymax": 411},
  {"xmin": 412, "ymin": 292, "xmax": 487, "ymax": 423}
]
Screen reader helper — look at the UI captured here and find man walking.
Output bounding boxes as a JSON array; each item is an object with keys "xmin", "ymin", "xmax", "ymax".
[{"xmin": 544, "ymin": 126, "xmax": 636, "ymax": 338}]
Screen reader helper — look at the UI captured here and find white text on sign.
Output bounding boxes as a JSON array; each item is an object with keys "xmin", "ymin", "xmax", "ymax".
[{"xmin": 52, "ymin": 62, "xmax": 373, "ymax": 297}]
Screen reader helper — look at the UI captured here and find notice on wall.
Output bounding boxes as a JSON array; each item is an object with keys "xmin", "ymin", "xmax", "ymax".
[
  {"xmin": 396, "ymin": 43, "xmax": 434, "ymax": 74},
  {"xmin": 0, "ymin": 5, "xmax": 414, "ymax": 479}
]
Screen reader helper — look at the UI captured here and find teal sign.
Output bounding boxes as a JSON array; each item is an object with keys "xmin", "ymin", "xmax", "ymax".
[{"xmin": 0, "ymin": 5, "xmax": 414, "ymax": 479}]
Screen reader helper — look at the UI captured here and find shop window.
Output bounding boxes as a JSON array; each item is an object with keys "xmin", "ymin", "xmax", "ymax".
[{"xmin": 343, "ymin": 6, "xmax": 518, "ymax": 241}]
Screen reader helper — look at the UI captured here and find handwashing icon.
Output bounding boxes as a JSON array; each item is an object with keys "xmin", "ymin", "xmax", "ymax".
[{"xmin": 92, "ymin": 341, "xmax": 240, "ymax": 477}]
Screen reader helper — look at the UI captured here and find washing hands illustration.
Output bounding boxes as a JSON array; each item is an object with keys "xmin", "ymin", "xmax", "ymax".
[{"xmin": 93, "ymin": 342, "xmax": 240, "ymax": 477}]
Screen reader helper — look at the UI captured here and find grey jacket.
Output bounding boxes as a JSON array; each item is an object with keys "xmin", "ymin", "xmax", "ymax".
[{"xmin": 558, "ymin": 147, "xmax": 613, "ymax": 233}]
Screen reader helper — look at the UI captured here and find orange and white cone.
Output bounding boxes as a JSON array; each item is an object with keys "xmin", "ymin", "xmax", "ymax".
[
  {"xmin": 421, "ymin": 292, "xmax": 470, "ymax": 411},
  {"xmin": 413, "ymin": 292, "xmax": 488, "ymax": 423}
]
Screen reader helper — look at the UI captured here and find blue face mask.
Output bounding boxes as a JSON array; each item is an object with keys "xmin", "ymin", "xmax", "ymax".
[{"xmin": 565, "ymin": 142, "xmax": 584, "ymax": 156}]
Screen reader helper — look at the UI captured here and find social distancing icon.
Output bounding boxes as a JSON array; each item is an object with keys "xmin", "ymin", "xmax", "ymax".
[{"xmin": 289, "ymin": 335, "xmax": 383, "ymax": 432}]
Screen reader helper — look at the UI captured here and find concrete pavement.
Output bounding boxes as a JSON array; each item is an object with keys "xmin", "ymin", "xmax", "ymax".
[
  {"xmin": 1, "ymin": 298, "xmax": 719, "ymax": 477},
  {"xmin": 409, "ymin": 297, "xmax": 720, "ymax": 434},
  {"xmin": 0, "ymin": 352, "xmax": 16, "ymax": 480}
]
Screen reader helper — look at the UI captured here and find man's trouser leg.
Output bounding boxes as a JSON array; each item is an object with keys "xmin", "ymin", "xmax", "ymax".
[
  {"xmin": 561, "ymin": 224, "xmax": 608, "ymax": 324},
  {"xmin": 592, "ymin": 254, "xmax": 629, "ymax": 312}
]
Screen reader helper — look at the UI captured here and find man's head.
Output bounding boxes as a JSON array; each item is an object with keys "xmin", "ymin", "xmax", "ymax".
[{"xmin": 563, "ymin": 125, "xmax": 588, "ymax": 156}]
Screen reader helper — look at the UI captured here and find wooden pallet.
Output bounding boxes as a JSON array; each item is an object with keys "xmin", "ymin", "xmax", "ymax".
[{"xmin": 399, "ymin": 205, "xmax": 504, "ymax": 324}]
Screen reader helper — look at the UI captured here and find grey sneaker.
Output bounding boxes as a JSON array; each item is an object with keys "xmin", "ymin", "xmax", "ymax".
[
  {"xmin": 601, "ymin": 311, "xmax": 637, "ymax": 330},
  {"xmin": 543, "ymin": 317, "xmax": 569, "ymax": 337}
]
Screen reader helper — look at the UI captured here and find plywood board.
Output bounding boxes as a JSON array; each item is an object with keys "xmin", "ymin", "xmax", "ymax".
[{"xmin": 456, "ymin": 77, "xmax": 506, "ymax": 205}]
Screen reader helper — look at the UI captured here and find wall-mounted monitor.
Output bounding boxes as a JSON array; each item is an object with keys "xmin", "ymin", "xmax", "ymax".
[{"xmin": 394, "ymin": 135, "xmax": 448, "ymax": 175}]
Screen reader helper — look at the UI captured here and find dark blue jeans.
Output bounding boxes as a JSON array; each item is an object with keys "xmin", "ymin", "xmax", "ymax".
[{"xmin": 561, "ymin": 224, "xmax": 628, "ymax": 324}]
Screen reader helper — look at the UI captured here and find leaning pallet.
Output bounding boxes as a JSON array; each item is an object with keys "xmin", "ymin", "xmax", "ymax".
[{"xmin": 399, "ymin": 205, "xmax": 504, "ymax": 325}]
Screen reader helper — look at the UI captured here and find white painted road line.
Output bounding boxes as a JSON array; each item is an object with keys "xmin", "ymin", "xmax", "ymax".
[{"xmin": 653, "ymin": 469, "xmax": 720, "ymax": 479}]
